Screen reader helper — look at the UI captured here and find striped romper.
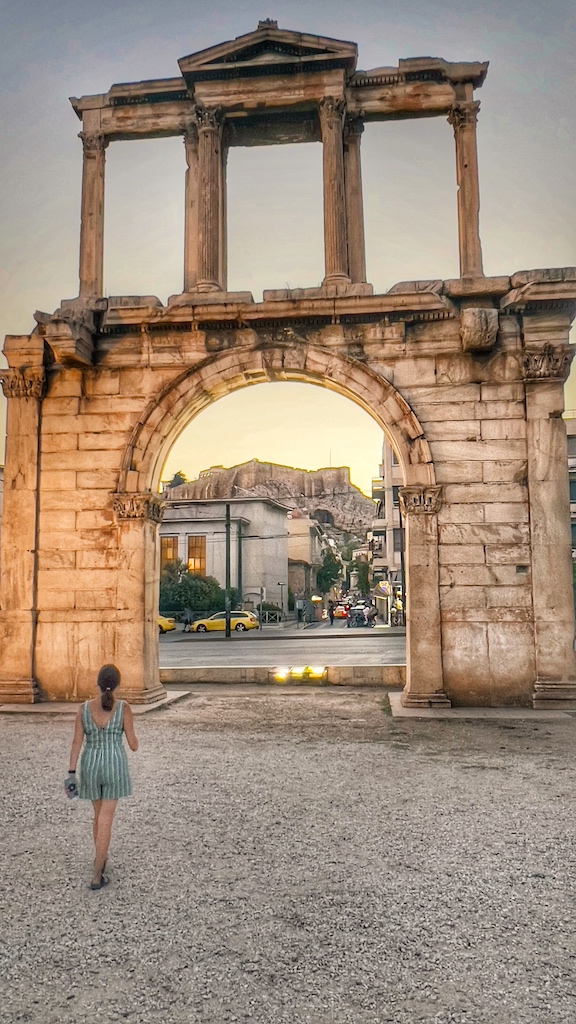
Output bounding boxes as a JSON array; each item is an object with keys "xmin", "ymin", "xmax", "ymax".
[{"xmin": 78, "ymin": 700, "xmax": 132, "ymax": 801}]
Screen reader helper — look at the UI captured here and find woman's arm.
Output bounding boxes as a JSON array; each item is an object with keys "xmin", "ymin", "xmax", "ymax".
[
  {"xmin": 68, "ymin": 708, "xmax": 84, "ymax": 771},
  {"xmin": 123, "ymin": 703, "xmax": 139, "ymax": 751}
]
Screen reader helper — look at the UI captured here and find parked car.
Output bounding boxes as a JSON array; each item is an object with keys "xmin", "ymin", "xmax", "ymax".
[
  {"xmin": 158, "ymin": 615, "xmax": 176, "ymax": 634},
  {"xmin": 333, "ymin": 604, "xmax": 348, "ymax": 619},
  {"xmin": 191, "ymin": 610, "xmax": 259, "ymax": 633}
]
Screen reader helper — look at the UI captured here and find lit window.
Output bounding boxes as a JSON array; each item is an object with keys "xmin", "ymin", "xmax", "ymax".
[
  {"xmin": 161, "ymin": 536, "xmax": 178, "ymax": 569},
  {"xmin": 188, "ymin": 535, "xmax": 206, "ymax": 575}
]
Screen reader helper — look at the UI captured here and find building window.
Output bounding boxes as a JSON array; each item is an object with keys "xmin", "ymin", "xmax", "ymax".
[
  {"xmin": 391, "ymin": 448, "xmax": 399, "ymax": 466},
  {"xmin": 393, "ymin": 528, "xmax": 404, "ymax": 552},
  {"xmin": 570, "ymin": 478, "xmax": 576, "ymax": 502},
  {"xmin": 392, "ymin": 485, "xmax": 400, "ymax": 508},
  {"xmin": 161, "ymin": 535, "xmax": 178, "ymax": 569},
  {"xmin": 188, "ymin": 535, "xmax": 206, "ymax": 575},
  {"xmin": 572, "ymin": 523, "xmax": 576, "ymax": 548}
]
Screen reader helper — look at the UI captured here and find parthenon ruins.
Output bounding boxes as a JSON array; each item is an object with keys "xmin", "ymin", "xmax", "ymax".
[{"xmin": 1, "ymin": 20, "xmax": 575, "ymax": 709}]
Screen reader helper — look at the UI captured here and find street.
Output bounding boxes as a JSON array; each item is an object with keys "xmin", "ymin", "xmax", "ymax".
[{"xmin": 159, "ymin": 620, "xmax": 406, "ymax": 667}]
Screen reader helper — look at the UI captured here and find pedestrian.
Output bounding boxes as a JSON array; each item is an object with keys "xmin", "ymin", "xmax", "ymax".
[
  {"xmin": 65, "ymin": 664, "xmax": 139, "ymax": 890},
  {"xmin": 328, "ymin": 601, "xmax": 335, "ymax": 626},
  {"xmin": 182, "ymin": 606, "xmax": 193, "ymax": 632}
]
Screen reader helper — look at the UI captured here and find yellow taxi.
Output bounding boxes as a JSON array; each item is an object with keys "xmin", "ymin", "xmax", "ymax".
[
  {"xmin": 158, "ymin": 615, "xmax": 176, "ymax": 634},
  {"xmin": 191, "ymin": 610, "xmax": 259, "ymax": 633}
]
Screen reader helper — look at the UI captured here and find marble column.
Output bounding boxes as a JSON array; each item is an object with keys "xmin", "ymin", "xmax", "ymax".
[
  {"xmin": 219, "ymin": 143, "xmax": 228, "ymax": 292},
  {"xmin": 78, "ymin": 131, "xmax": 108, "ymax": 298},
  {"xmin": 183, "ymin": 123, "xmax": 199, "ymax": 292},
  {"xmin": 195, "ymin": 107, "xmax": 223, "ymax": 293},
  {"xmin": 319, "ymin": 98, "xmax": 351, "ymax": 287},
  {"xmin": 0, "ymin": 339, "xmax": 45, "ymax": 703},
  {"xmin": 343, "ymin": 114, "xmax": 367, "ymax": 284},
  {"xmin": 112, "ymin": 492, "xmax": 166, "ymax": 704},
  {"xmin": 398, "ymin": 486, "xmax": 451, "ymax": 707},
  {"xmin": 448, "ymin": 102, "xmax": 484, "ymax": 279},
  {"xmin": 522, "ymin": 328, "xmax": 576, "ymax": 708}
]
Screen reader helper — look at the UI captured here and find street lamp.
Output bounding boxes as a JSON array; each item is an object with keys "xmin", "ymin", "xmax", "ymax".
[{"xmin": 277, "ymin": 582, "xmax": 285, "ymax": 620}]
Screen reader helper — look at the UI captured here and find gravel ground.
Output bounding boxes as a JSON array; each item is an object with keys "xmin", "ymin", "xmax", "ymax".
[{"xmin": 1, "ymin": 686, "xmax": 575, "ymax": 1024}]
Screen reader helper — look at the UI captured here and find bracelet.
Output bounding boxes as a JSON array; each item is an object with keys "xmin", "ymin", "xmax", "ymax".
[{"xmin": 68, "ymin": 770, "xmax": 76, "ymax": 774}]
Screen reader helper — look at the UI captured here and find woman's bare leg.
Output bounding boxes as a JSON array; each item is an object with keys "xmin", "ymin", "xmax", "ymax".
[
  {"xmin": 92, "ymin": 800, "xmax": 102, "ymax": 850},
  {"xmin": 91, "ymin": 799, "xmax": 118, "ymax": 884}
]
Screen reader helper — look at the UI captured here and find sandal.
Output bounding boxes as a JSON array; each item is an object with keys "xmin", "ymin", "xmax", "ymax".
[{"xmin": 90, "ymin": 874, "xmax": 109, "ymax": 891}]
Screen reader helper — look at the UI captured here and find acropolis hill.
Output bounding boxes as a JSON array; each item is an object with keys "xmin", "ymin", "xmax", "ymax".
[{"xmin": 165, "ymin": 460, "xmax": 376, "ymax": 532}]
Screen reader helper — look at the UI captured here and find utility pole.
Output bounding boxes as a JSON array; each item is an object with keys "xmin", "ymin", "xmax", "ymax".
[
  {"xmin": 237, "ymin": 519, "xmax": 243, "ymax": 610},
  {"xmin": 225, "ymin": 502, "xmax": 231, "ymax": 638}
]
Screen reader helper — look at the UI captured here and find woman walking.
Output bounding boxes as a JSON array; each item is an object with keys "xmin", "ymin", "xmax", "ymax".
[{"xmin": 66, "ymin": 664, "xmax": 138, "ymax": 890}]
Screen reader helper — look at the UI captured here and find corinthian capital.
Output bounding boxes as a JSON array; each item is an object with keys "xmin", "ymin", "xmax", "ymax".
[
  {"xmin": 112, "ymin": 492, "xmax": 165, "ymax": 524},
  {"xmin": 344, "ymin": 113, "xmax": 365, "ymax": 140},
  {"xmin": 194, "ymin": 106, "xmax": 222, "ymax": 132},
  {"xmin": 78, "ymin": 131, "xmax": 108, "ymax": 154},
  {"xmin": 523, "ymin": 343, "xmax": 574, "ymax": 381},
  {"xmin": 447, "ymin": 102, "xmax": 480, "ymax": 132},
  {"xmin": 399, "ymin": 485, "xmax": 442, "ymax": 516},
  {"xmin": 319, "ymin": 97, "xmax": 346, "ymax": 131},
  {"xmin": 0, "ymin": 366, "xmax": 46, "ymax": 400}
]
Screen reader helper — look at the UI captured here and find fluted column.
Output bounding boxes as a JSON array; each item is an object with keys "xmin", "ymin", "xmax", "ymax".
[
  {"xmin": 0, "ymin": 338, "xmax": 45, "ymax": 703},
  {"xmin": 343, "ymin": 114, "xmax": 367, "ymax": 284},
  {"xmin": 219, "ymin": 143, "xmax": 228, "ymax": 292},
  {"xmin": 183, "ymin": 123, "xmax": 199, "ymax": 292},
  {"xmin": 319, "ymin": 98, "xmax": 350, "ymax": 286},
  {"xmin": 196, "ymin": 107, "xmax": 223, "ymax": 293},
  {"xmin": 448, "ymin": 102, "xmax": 484, "ymax": 278},
  {"xmin": 78, "ymin": 131, "xmax": 108, "ymax": 298},
  {"xmin": 398, "ymin": 486, "xmax": 451, "ymax": 708}
]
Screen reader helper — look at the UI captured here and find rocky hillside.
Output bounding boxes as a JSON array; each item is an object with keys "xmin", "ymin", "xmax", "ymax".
[{"xmin": 166, "ymin": 460, "xmax": 376, "ymax": 532}]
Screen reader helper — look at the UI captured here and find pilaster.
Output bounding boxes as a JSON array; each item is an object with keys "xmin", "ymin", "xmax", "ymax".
[
  {"xmin": 183, "ymin": 123, "xmax": 199, "ymax": 292},
  {"xmin": 398, "ymin": 486, "xmax": 451, "ymax": 708},
  {"xmin": 0, "ymin": 338, "xmax": 46, "ymax": 703},
  {"xmin": 448, "ymin": 102, "xmax": 484, "ymax": 279},
  {"xmin": 196, "ymin": 107, "xmax": 223, "ymax": 293},
  {"xmin": 78, "ymin": 131, "xmax": 108, "ymax": 298},
  {"xmin": 343, "ymin": 114, "xmax": 367, "ymax": 284},
  {"xmin": 319, "ymin": 98, "xmax": 351, "ymax": 287}
]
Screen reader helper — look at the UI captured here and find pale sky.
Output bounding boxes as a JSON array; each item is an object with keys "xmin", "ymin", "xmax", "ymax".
[{"xmin": 1, "ymin": 0, "xmax": 575, "ymax": 489}]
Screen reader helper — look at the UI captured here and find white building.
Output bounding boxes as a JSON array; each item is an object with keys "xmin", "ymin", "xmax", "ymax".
[
  {"xmin": 369, "ymin": 438, "xmax": 403, "ymax": 582},
  {"xmin": 160, "ymin": 496, "xmax": 289, "ymax": 612},
  {"xmin": 286, "ymin": 510, "xmax": 324, "ymax": 598}
]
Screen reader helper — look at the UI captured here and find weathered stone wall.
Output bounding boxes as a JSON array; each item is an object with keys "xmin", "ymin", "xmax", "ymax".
[{"xmin": 1, "ymin": 273, "xmax": 575, "ymax": 708}]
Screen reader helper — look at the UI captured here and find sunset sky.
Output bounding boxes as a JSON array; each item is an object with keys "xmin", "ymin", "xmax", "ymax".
[{"xmin": 1, "ymin": 0, "xmax": 574, "ymax": 494}]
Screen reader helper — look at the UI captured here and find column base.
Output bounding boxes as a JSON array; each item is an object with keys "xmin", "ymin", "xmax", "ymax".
[
  {"xmin": 119, "ymin": 682, "xmax": 167, "ymax": 706},
  {"xmin": 401, "ymin": 688, "xmax": 452, "ymax": 709},
  {"xmin": 0, "ymin": 678, "xmax": 43, "ymax": 704},
  {"xmin": 533, "ymin": 680, "xmax": 576, "ymax": 710}
]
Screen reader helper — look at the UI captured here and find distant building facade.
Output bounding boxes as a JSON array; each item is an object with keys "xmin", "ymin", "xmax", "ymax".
[
  {"xmin": 160, "ymin": 495, "xmax": 289, "ymax": 611},
  {"xmin": 369, "ymin": 439, "xmax": 403, "ymax": 583},
  {"xmin": 286, "ymin": 510, "xmax": 324, "ymax": 598}
]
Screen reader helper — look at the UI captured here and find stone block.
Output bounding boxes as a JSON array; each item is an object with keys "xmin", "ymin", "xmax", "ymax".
[
  {"xmin": 439, "ymin": 523, "xmax": 530, "ymax": 546},
  {"xmin": 425, "ymin": 420, "xmax": 481, "ymax": 441},
  {"xmin": 480, "ymin": 382, "xmax": 525, "ymax": 402},
  {"xmin": 475, "ymin": 400, "xmax": 525, "ymax": 419},
  {"xmin": 417, "ymin": 402, "xmax": 477, "ymax": 422},
  {"xmin": 39, "ymin": 510, "xmax": 77, "ymax": 532},
  {"xmin": 437, "ymin": 504, "xmax": 485, "ymax": 524},
  {"xmin": 40, "ymin": 470, "xmax": 77, "ymax": 491},
  {"xmin": 484, "ymin": 502, "xmax": 529, "ymax": 523},
  {"xmin": 440, "ymin": 585, "xmax": 487, "ymax": 609},
  {"xmin": 46, "ymin": 371, "xmax": 83, "ymax": 398},
  {"xmin": 76, "ymin": 549, "xmax": 119, "ymax": 569},
  {"xmin": 42, "ymin": 397, "xmax": 80, "ymax": 416},
  {"xmin": 487, "ymin": 587, "xmax": 532, "ymax": 608},
  {"xmin": 482, "ymin": 460, "xmax": 527, "ymax": 483},
  {"xmin": 74, "ymin": 589, "xmax": 117, "ymax": 610},
  {"xmin": 441, "ymin": 622, "xmax": 491, "ymax": 705},
  {"xmin": 439, "ymin": 564, "xmax": 531, "ymax": 587},
  {"xmin": 40, "ymin": 489, "xmax": 110, "ymax": 512},
  {"xmin": 481, "ymin": 419, "xmax": 526, "ymax": 440},
  {"xmin": 35, "ymin": 589, "xmax": 75, "ymax": 610},
  {"xmin": 83, "ymin": 371, "xmax": 120, "ymax": 396},
  {"xmin": 485, "ymin": 544, "xmax": 531, "ymax": 564},
  {"xmin": 41, "ymin": 449, "xmax": 121, "ymax": 471},
  {"xmin": 412, "ymin": 383, "xmax": 481, "ymax": 405},
  {"xmin": 430, "ymin": 440, "xmax": 527, "ymax": 462},
  {"xmin": 487, "ymin": 622, "xmax": 535, "ymax": 704},
  {"xmin": 76, "ymin": 471, "xmax": 119, "ymax": 491},
  {"xmin": 392, "ymin": 357, "xmax": 437, "ymax": 388},
  {"xmin": 444, "ymin": 482, "xmax": 527, "ymax": 504},
  {"xmin": 38, "ymin": 549, "xmax": 76, "ymax": 570},
  {"xmin": 435, "ymin": 460, "xmax": 484, "ymax": 484},
  {"xmin": 78, "ymin": 432, "xmax": 129, "ymax": 451},
  {"xmin": 38, "ymin": 568, "xmax": 117, "ymax": 591},
  {"xmin": 80, "ymin": 396, "xmax": 145, "ymax": 414},
  {"xmin": 76, "ymin": 510, "xmax": 115, "ymax": 530},
  {"xmin": 438, "ymin": 544, "xmax": 486, "ymax": 564},
  {"xmin": 40, "ymin": 434, "xmax": 79, "ymax": 453}
]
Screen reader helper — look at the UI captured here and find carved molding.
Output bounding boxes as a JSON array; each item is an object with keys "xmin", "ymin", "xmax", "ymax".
[
  {"xmin": 399, "ymin": 485, "xmax": 442, "ymax": 516},
  {"xmin": 78, "ymin": 131, "xmax": 108, "ymax": 154},
  {"xmin": 195, "ymin": 106, "xmax": 222, "ymax": 132},
  {"xmin": 460, "ymin": 307, "xmax": 499, "ymax": 352},
  {"xmin": 0, "ymin": 366, "xmax": 46, "ymax": 400},
  {"xmin": 447, "ymin": 102, "xmax": 480, "ymax": 132},
  {"xmin": 319, "ymin": 96, "xmax": 346, "ymax": 131},
  {"xmin": 523, "ymin": 343, "xmax": 574, "ymax": 381},
  {"xmin": 344, "ymin": 113, "xmax": 364, "ymax": 139},
  {"xmin": 112, "ymin": 492, "xmax": 165, "ymax": 524}
]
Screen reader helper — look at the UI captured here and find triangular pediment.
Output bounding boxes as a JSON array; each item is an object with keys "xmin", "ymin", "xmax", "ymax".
[{"xmin": 179, "ymin": 22, "xmax": 357, "ymax": 80}]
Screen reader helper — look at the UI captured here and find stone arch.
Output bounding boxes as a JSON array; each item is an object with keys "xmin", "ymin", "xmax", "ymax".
[{"xmin": 118, "ymin": 344, "xmax": 436, "ymax": 494}]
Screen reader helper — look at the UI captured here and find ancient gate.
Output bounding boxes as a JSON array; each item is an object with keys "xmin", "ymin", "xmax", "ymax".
[{"xmin": 1, "ymin": 22, "xmax": 575, "ymax": 707}]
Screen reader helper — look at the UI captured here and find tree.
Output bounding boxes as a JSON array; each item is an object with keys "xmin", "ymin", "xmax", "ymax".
[
  {"xmin": 159, "ymin": 558, "xmax": 236, "ymax": 612},
  {"xmin": 166, "ymin": 470, "xmax": 188, "ymax": 488},
  {"xmin": 316, "ymin": 548, "xmax": 342, "ymax": 594},
  {"xmin": 350, "ymin": 557, "xmax": 370, "ymax": 595}
]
